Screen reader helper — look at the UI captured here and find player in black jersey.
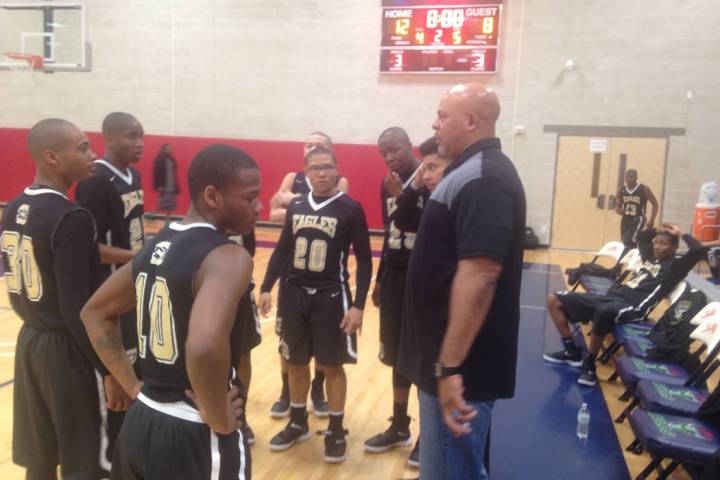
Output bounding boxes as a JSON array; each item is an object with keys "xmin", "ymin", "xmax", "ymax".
[
  {"xmin": 259, "ymin": 146, "xmax": 372, "ymax": 463},
  {"xmin": 2, "ymin": 119, "xmax": 127, "ymax": 480},
  {"xmin": 542, "ymin": 225, "xmax": 697, "ymax": 387},
  {"xmin": 615, "ymin": 169, "xmax": 659, "ymax": 249},
  {"xmin": 364, "ymin": 127, "xmax": 421, "ymax": 463},
  {"xmin": 81, "ymin": 144, "xmax": 261, "ymax": 480},
  {"xmin": 75, "ymin": 112, "xmax": 146, "ymax": 461},
  {"xmin": 267, "ymin": 132, "xmax": 349, "ymax": 419}
]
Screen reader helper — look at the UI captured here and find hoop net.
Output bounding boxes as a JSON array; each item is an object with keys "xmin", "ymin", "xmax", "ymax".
[{"xmin": 3, "ymin": 52, "xmax": 44, "ymax": 71}]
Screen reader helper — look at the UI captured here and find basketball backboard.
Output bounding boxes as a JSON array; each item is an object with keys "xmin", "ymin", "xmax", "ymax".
[{"xmin": 0, "ymin": 1, "xmax": 89, "ymax": 71}]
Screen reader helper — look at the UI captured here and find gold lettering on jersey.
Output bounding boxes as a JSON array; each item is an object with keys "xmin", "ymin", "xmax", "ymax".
[
  {"xmin": 150, "ymin": 241, "xmax": 171, "ymax": 265},
  {"xmin": 15, "ymin": 204, "xmax": 29, "ymax": 225},
  {"xmin": 623, "ymin": 195, "xmax": 641, "ymax": 204},
  {"xmin": 121, "ymin": 190, "xmax": 144, "ymax": 218},
  {"xmin": 386, "ymin": 197, "xmax": 398, "ymax": 216},
  {"xmin": 292, "ymin": 214, "xmax": 337, "ymax": 238}
]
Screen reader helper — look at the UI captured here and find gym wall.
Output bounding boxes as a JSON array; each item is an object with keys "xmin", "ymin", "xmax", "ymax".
[{"xmin": 0, "ymin": 1, "xmax": 718, "ymax": 237}]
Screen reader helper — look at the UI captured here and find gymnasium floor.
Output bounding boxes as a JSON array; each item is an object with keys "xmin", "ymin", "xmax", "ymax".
[{"xmin": 0, "ymin": 226, "xmax": 701, "ymax": 479}]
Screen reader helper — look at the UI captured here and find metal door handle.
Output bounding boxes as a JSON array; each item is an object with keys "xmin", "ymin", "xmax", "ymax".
[{"xmin": 597, "ymin": 194, "xmax": 606, "ymax": 209}]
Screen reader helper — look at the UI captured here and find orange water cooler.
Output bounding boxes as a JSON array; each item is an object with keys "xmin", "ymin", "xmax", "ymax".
[{"xmin": 693, "ymin": 204, "xmax": 720, "ymax": 241}]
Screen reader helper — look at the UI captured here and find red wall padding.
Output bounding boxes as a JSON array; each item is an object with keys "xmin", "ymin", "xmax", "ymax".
[{"xmin": 0, "ymin": 128, "xmax": 387, "ymax": 229}]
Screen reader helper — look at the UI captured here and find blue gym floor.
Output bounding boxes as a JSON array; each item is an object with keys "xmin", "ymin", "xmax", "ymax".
[{"xmin": 489, "ymin": 262, "xmax": 630, "ymax": 479}]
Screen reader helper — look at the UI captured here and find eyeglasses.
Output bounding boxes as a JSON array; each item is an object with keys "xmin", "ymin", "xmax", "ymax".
[{"xmin": 306, "ymin": 164, "xmax": 336, "ymax": 173}]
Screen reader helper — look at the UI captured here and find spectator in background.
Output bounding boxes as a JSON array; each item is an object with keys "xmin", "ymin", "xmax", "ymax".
[{"xmin": 153, "ymin": 143, "xmax": 179, "ymax": 215}]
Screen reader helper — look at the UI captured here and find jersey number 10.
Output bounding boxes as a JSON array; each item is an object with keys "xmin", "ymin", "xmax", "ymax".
[
  {"xmin": 1, "ymin": 232, "xmax": 43, "ymax": 301},
  {"xmin": 135, "ymin": 273, "xmax": 178, "ymax": 364}
]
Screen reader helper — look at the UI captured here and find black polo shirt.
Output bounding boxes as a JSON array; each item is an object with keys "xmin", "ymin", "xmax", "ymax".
[{"xmin": 397, "ymin": 137, "xmax": 526, "ymax": 402}]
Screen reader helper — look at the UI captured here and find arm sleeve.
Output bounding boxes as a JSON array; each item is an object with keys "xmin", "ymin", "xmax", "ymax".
[
  {"xmin": 260, "ymin": 219, "xmax": 293, "ymax": 293},
  {"xmin": 392, "ymin": 187, "xmax": 426, "ymax": 231},
  {"xmin": 454, "ymin": 178, "xmax": 514, "ymax": 262},
  {"xmin": 75, "ymin": 176, "xmax": 110, "ymax": 239},
  {"xmin": 52, "ymin": 210, "xmax": 109, "ymax": 375},
  {"xmin": 349, "ymin": 204, "xmax": 372, "ymax": 310}
]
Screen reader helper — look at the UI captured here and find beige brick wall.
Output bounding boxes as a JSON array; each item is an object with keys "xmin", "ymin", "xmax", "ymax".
[{"xmin": 1, "ymin": 0, "xmax": 718, "ymax": 243}]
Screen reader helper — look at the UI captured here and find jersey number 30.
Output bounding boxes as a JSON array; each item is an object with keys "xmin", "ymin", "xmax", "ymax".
[
  {"xmin": 135, "ymin": 273, "xmax": 178, "ymax": 364},
  {"xmin": 1, "ymin": 232, "xmax": 43, "ymax": 301}
]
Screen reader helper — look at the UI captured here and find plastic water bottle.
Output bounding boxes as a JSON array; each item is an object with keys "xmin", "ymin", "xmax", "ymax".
[{"xmin": 577, "ymin": 403, "xmax": 590, "ymax": 439}]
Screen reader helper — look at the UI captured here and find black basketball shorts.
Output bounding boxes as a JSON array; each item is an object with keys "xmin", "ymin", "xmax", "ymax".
[
  {"xmin": 111, "ymin": 393, "xmax": 251, "ymax": 480},
  {"xmin": 621, "ymin": 215, "xmax": 645, "ymax": 248},
  {"xmin": 378, "ymin": 266, "xmax": 407, "ymax": 367},
  {"xmin": 13, "ymin": 324, "xmax": 108, "ymax": 478},
  {"xmin": 278, "ymin": 281, "xmax": 358, "ymax": 366}
]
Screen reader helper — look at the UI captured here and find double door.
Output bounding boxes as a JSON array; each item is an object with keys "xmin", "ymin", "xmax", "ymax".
[{"xmin": 551, "ymin": 136, "xmax": 666, "ymax": 251}]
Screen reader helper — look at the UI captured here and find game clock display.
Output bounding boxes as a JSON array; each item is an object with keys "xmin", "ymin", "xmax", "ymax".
[{"xmin": 380, "ymin": 2, "xmax": 501, "ymax": 74}]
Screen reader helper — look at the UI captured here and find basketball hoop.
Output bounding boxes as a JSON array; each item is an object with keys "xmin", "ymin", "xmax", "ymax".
[{"xmin": 2, "ymin": 52, "xmax": 44, "ymax": 71}]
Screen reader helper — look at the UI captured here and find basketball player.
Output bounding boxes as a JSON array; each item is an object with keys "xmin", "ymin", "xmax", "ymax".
[
  {"xmin": 364, "ymin": 127, "xmax": 421, "ymax": 466},
  {"xmin": 259, "ymin": 146, "xmax": 372, "ymax": 463},
  {"xmin": 267, "ymin": 132, "xmax": 348, "ymax": 418},
  {"xmin": 615, "ymin": 169, "xmax": 658, "ymax": 250},
  {"xmin": 2, "ymin": 119, "xmax": 123, "ymax": 480},
  {"xmin": 75, "ymin": 112, "xmax": 145, "ymax": 459},
  {"xmin": 81, "ymin": 144, "xmax": 261, "ymax": 479}
]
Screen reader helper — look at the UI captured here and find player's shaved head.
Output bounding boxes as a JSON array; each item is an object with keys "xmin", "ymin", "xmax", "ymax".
[
  {"xmin": 378, "ymin": 127, "xmax": 411, "ymax": 145},
  {"xmin": 27, "ymin": 118, "xmax": 79, "ymax": 162},
  {"xmin": 188, "ymin": 144, "xmax": 259, "ymax": 202},
  {"xmin": 308, "ymin": 131, "xmax": 332, "ymax": 147},
  {"xmin": 102, "ymin": 112, "xmax": 138, "ymax": 136}
]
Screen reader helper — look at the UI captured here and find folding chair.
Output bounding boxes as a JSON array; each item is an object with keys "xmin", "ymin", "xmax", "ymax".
[
  {"xmin": 570, "ymin": 241, "xmax": 627, "ymax": 295},
  {"xmin": 614, "ymin": 303, "xmax": 720, "ymax": 423},
  {"xmin": 599, "ymin": 281, "xmax": 689, "ymax": 364}
]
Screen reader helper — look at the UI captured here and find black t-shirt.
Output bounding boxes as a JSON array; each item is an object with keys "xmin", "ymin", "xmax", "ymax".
[
  {"xmin": 377, "ymin": 166, "xmax": 422, "ymax": 279},
  {"xmin": 1, "ymin": 186, "xmax": 106, "ymax": 374},
  {"xmin": 397, "ymin": 138, "xmax": 527, "ymax": 402},
  {"xmin": 620, "ymin": 183, "xmax": 648, "ymax": 218},
  {"xmin": 133, "ymin": 222, "xmax": 243, "ymax": 404},
  {"xmin": 76, "ymin": 159, "xmax": 145, "ymax": 279},
  {"xmin": 261, "ymin": 192, "xmax": 372, "ymax": 310}
]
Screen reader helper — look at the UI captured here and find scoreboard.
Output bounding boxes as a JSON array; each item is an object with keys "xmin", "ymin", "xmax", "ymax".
[{"xmin": 380, "ymin": 2, "xmax": 501, "ymax": 74}]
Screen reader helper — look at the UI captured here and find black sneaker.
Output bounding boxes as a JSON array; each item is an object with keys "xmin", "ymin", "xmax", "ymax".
[
  {"xmin": 270, "ymin": 396, "xmax": 290, "ymax": 418},
  {"xmin": 311, "ymin": 386, "xmax": 329, "ymax": 418},
  {"xmin": 363, "ymin": 417, "xmax": 412, "ymax": 453},
  {"xmin": 244, "ymin": 423, "xmax": 255, "ymax": 446},
  {"xmin": 578, "ymin": 364, "xmax": 597, "ymax": 387},
  {"xmin": 269, "ymin": 419, "xmax": 310, "ymax": 451},
  {"xmin": 542, "ymin": 349, "xmax": 583, "ymax": 367},
  {"xmin": 319, "ymin": 429, "xmax": 349, "ymax": 463},
  {"xmin": 407, "ymin": 440, "xmax": 419, "ymax": 469}
]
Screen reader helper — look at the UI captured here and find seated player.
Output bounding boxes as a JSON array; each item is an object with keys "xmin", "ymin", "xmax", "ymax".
[
  {"xmin": 543, "ymin": 225, "xmax": 687, "ymax": 386},
  {"xmin": 258, "ymin": 146, "xmax": 372, "ymax": 463},
  {"xmin": 81, "ymin": 144, "xmax": 261, "ymax": 479},
  {"xmin": 267, "ymin": 132, "xmax": 348, "ymax": 419}
]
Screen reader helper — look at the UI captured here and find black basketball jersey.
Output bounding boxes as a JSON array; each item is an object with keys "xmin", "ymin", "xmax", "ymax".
[
  {"xmin": 132, "ymin": 222, "xmax": 240, "ymax": 404},
  {"xmin": 281, "ymin": 192, "xmax": 367, "ymax": 289},
  {"xmin": 620, "ymin": 183, "xmax": 648, "ymax": 218},
  {"xmin": 379, "ymin": 167, "xmax": 422, "ymax": 271},
  {"xmin": 76, "ymin": 159, "xmax": 145, "ymax": 277},
  {"xmin": 1, "ymin": 187, "xmax": 99, "ymax": 330},
  {"xmin": 291, "ymin": 172, "xmax": 345, "ymax": 195}
]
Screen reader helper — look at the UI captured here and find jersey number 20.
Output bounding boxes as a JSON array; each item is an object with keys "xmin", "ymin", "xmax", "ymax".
[
  {"xmin": 294, "ymin": 237, "xmax": 327, "ymax": 272},
  {"xmin": 135, "ymin": 273, "xmax": 178, "ymax": 364},
  {"xmin": 1, "ymin": 232, "xmax": 43, "ymax": 301}
]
